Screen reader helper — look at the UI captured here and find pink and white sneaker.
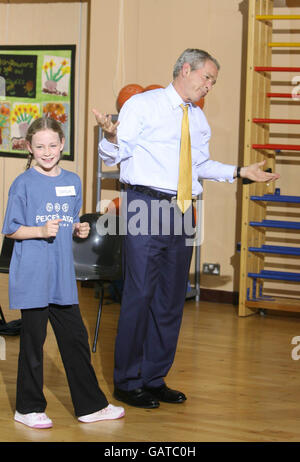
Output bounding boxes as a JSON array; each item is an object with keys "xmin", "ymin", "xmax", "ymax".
[
  {"xmin": 14, "ymin": 411, "xmax": 53, "ymax": 429},
  {"xmin": 78, "ymin": 404, "xmax": 125, "ymax": 423}
]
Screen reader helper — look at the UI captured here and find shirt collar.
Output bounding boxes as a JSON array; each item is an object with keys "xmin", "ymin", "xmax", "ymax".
[
  {"xmin": 164, "ymin": 83, "xmax": 188, "ymax": 109},
  {"xmin": 165, "ymin": 83, "xmax": 183, "ymax": 109}
]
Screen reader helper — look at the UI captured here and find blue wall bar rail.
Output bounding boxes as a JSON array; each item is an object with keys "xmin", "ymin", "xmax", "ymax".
[
  {"xmin": 248, "ymin": 245, "xmax": 300, "ymax": 255},
  {"xmin": 251, "ymin": 194, "xmax": 300, "ymax": 203},
  {"xmin": 250, "ymin": 219, "xmax": 300, "ymax": 229},
  {"xmin": 248, "ymin": 270, "xmax": 300, "ymax": 282}
]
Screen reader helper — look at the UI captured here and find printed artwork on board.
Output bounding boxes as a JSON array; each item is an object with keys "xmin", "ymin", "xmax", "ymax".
[
  {"xmin": 0, "ymin": 45, "xmax": 75, "ymax": 160},
  {"xmin": 0, "ymin": 53, "xmax": 37, "ymax": 98},
  {"xmin": 0, "ymin": 102, "xmax": 10, "ymax": 150},
  {"xmin": 10, "ymin": 103, "xmax": 40, "ymax": 151},
  {"xmin": 42, "ymin": 56, "xmax": 71, "ymax": 97}
]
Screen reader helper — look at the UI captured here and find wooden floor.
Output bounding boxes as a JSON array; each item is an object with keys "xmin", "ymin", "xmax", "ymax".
[{"xmin": 1, "ymin": 278, "xmax": 300, "ymax": 443}]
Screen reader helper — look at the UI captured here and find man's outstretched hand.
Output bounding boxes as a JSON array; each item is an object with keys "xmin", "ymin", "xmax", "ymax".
[
  {"xmin": 239, "ymin": 160, "xmax": 280, "ymax": 183},
  {"xmin": 93, "ymin": 109, "xmax": 119, "ymax": 144}
]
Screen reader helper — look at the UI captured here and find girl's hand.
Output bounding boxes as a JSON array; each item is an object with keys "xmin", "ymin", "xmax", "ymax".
[
  {"xmin": 41, "ymin": 219, "xmax": 62, "ymax": 238},
  {"xmin": 73, "ymin": 222, "xmax": 90, "ymax": 239}
]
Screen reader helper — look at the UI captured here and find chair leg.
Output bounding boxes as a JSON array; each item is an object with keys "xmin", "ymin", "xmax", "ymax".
[
  {"xmin": 111, "ymin": 281, "xmax": 122, "ymax": 303},
  {"xmin": 92, "ymin": 285, "xmax": 104, "ymax": 353},
  {"xmin": 0, "ymin": 305, "xmax": 6, "ymax": 325}
]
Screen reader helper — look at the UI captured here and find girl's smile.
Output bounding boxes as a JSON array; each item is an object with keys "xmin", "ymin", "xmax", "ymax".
[{"xmin": 27, "ymin": 128, "xmax": 65, "ymax": 176}]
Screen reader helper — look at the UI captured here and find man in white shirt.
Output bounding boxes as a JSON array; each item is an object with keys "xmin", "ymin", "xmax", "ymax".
[{"xmin": 93, "ymin": 49, "xmax": 279, "ymax": 409}]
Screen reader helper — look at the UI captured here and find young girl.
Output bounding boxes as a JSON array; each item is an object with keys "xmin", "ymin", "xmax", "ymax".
[{"xmin": 1, "ymin": 117, "xmax": 124, "ymax": 429}]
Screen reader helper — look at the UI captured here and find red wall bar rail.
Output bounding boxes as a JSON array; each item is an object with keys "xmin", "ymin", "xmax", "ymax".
[
  {"xmin": 253, "ymin": 118, "xmax": 300, "ymax": 124},
  {"xmin": 267, "ymin": 93, "xmax": 298, "ymax": 98},
  {"xmin": 255, "ymin": 66, "xmax": 300, "ymax": 72},
  {"xmin": 252, "ymin": 144, "xmax": 300, "ymax": 151}
]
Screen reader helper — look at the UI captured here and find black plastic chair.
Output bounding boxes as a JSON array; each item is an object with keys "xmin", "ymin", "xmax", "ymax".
[
  {"xmin": 0, "ymin": 236, "xmax": 21, "ymax": 335},
  {"xmin": 0, "ymin": 236, "xmax": 14, "ymax": 275},
  {"xmin": 0, "ymin": 236, "xmax": 14, "ymax": 327},
  {"xmin": 73, "ymin": 213, "xmax": 123, "ymax": 352}
]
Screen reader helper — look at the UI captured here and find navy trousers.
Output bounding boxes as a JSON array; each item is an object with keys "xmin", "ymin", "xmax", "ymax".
[{"xmin": 114, "ymin": 189, "xmax": 194, "ymax": 390}]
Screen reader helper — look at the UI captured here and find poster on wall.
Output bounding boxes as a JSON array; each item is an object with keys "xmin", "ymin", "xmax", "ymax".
[{"xmin": 0, "ymin": 45, "xmax": 75, "ymax": 160}]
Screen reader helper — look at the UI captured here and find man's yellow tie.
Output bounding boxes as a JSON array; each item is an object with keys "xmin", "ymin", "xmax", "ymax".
[{"xmin": 177, "ymin": 104, "xmax": 192, "ymax": 214}]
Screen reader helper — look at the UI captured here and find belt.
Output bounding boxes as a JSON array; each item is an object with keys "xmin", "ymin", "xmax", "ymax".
[{"xmin": 126, "ymin": 184, "xmax": 177, "ymax": 202}]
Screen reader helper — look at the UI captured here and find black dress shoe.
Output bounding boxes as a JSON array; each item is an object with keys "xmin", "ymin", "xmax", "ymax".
[
  {"xmin": 113, "ymin": 387, "xmax": 160, "ymax": 409},
  {"xmin": 144, "ymin": 384, "xmax": 186, "ymax": 403}
]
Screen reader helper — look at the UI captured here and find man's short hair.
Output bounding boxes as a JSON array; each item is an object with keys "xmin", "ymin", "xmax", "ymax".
[{"xmin": 173, "ymin": 48, "xmax": 220, "ymax": 79}]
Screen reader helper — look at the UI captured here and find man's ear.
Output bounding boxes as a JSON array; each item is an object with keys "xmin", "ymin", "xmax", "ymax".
[{"xmin": 182, "ymin": 62, "xmax": 191, "ymax": 77}]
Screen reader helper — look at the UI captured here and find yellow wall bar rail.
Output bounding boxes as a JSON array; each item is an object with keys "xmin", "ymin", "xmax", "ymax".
[
  {"xmin": 268, "ymin": 42, "xmax": 300, "ymax": 47},
  {"xmin": 256, "ymin": 15, "xmax": 300, "ymax": 20}
]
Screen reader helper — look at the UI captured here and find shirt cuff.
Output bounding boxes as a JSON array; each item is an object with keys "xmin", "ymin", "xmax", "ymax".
[
  {"xmin": 99, "ymin": 137, "xmax": 119, "ymax": 153},
  {"xmin": 227, "ymin": 164, "xmax": 237, "ymax": 183},
  {"xmin": 98, "ymin": 137, "xmax": 120, "ymax": 166}
]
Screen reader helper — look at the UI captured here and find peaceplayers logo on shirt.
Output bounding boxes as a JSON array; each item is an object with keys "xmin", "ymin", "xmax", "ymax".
[{"xmin": 35, "ymin": 202, "xmax": 73, "ymax": 227}]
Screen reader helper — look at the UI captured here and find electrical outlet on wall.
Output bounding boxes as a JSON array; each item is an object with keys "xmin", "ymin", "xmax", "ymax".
[{"xmin": 202, "ymin": 263, "xmax": 220, "ymax": 275}]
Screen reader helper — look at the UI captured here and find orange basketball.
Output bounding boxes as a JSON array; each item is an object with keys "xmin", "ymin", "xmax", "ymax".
[
  {"xmin": 143, "ymin": 84, "xmax": 164, "ymax": 92},
  {"xmin": 195, "ymin": 97, "xmax": 205, "ymax": 109},
  {"xmin": 105, "ymin": 197, "xmax": 121, "ymax": 215},
  {"xmin": 116, "ymin": 84, "xmax": 144, "ymax": 111}
]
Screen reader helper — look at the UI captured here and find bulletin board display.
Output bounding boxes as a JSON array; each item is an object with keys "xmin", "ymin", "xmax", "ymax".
[{"xmin": 0, "ymin": 45, "xmax": 75, "ymax": 160}]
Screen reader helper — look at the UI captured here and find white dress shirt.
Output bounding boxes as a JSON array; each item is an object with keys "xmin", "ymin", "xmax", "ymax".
[{"xmin": 99, "ymin": 83, "xmax": 236, "ymax": 195}]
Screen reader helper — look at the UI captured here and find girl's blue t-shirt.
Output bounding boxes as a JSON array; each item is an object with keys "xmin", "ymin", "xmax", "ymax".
[{"xmin": 2, "ymin": 167, "xmax": 82, "ymax": 310}]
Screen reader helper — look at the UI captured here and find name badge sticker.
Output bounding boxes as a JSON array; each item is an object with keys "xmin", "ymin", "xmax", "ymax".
[{"xmin": 56, "ymin": 186, "xmax": 76, "ymax": 197}]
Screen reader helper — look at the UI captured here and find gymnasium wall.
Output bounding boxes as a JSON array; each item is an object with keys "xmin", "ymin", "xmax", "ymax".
[{"xmin": 0, "ymin": 0, "xmax": 298, "ymax": 297}]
